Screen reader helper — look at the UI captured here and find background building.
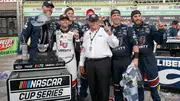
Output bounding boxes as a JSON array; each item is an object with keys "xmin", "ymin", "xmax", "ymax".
[{"xmin": 0, "ymin": 0, "xmax": 17, "ymax": 37}]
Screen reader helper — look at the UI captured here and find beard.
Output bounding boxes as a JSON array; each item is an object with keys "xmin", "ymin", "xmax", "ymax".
[
  {"xmin": 134, "ymin": 19, "xmax": 142, "ymax": 25},
  {"xmin": 45, "ymin": 10, "xmax": 52, "ymax": 16}
]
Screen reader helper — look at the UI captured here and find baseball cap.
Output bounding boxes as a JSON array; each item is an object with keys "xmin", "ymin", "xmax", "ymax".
[
  {"xmin": 86, "ymin": 9, "xmax": 95, "ymax": 16},
  {"xmin": 88, "ymin": 14, "xmax": 99, "ymax": 22},
  {"xmin": 59, "ymin": 14, "xmax": 69, "ymax": 20},
  {"xmin": 42, "ymin": 1, "xmax": 54, "ymax": 8},
  {"xmin": 131, "ymin": 10, "xmax": 141, "ymax": 18},
  {"xmin": 111, "ymin": 9, "xmax": 121, "ymax": 16}
]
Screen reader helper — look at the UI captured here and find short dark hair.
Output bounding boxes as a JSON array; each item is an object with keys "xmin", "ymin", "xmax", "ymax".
[
  {"xmin": 111, "ymin": 9, "xmax": 121, "ymax": 16},
  {"xmin": 172, "ymin": 20, "xmax": 179, "ymax": 25},
  {"xmin": 64, "ymin": 7, "xmax": 74, "ymax": 14},
  {"xmin": 131, "ymin": 10, "xmax": 141, "ymax": 18}
]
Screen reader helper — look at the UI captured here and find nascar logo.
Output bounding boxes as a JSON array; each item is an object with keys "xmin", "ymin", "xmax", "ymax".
[
  {"xmin": 19, "ymin": 78, "xmax": 62, "ymax": 89},
  {"xmin": 34, "ymin": 64, "xmax": 43, "ymax": 68}
]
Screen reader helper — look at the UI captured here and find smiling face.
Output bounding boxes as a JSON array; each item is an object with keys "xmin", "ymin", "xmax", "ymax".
[
  {"xmin": 42, "ymin": 5, "xmax": 53, "ymax": 16},
  {"xmin": 88, "ymin": 21, "xmax": 99, "ymax": 31},
  {"xmin": 111, "ymin": 13, "xmax": 121, "ymax": 26},
  {"xmin": 60, "ymin": 19, "xmax": 70, "ymax": 28},
  {"xmin": 66, "ymin": 10, "xmax": 74, "ymax": 21}
]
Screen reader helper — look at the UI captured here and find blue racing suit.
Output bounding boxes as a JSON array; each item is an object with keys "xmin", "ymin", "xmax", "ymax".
[
  {"xmin": 79, "ymin": 23, "xmax": 90, "ymax": 98},
  {"xmin": 17, "ymin": 16, "xmax": 55, "ymax": 59},
  {"xmin": 111, "ymin": 24, "xmax": 137, "ymax": 101},
  {"xmin": 132, "ymin": 22, "xmax": 167, "ymax": 101}
]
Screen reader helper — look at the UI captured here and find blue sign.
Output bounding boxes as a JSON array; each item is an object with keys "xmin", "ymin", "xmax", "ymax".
[{"xmin": 156, "ymin": 57, "xmax": 180, "ymax": 89}]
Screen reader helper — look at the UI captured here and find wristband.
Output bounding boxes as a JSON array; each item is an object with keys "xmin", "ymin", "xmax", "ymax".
[{"xmin": 134, "ymin": 52, "xmax": 139, "ymax": 59}]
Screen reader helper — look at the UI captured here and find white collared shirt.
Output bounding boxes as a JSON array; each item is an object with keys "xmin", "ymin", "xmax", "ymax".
[{"xmin": 79, "ymin": 27, "xmax": 119, "ymax": 66}]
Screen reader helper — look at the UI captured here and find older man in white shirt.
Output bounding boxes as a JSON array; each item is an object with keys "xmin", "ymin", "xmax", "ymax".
[{"xmin": 79, "ymin": 14, "xmax": 119, "ymax": 101}]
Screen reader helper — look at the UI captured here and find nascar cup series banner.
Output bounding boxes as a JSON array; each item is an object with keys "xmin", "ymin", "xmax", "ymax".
[
  {"xmin": 7, "ymin": 75, "xmax": 71, "ymax": 101},
  {"xmin": 156, "ymin": 56, "xmax": 180, "ymax": 89},
  {"xmin": 0, "ymin": 37, "xmax": 18, "ymax": 56}
]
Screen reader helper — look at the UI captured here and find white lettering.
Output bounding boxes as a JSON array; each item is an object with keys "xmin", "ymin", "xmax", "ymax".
[
  {"xmin": 36, "ymin": 80, "xmax": 41, "ymax": 88},
  {"xmin": 30, "ymin": 80, "xmax": 36, "ymax": 88},
  {"xmin": 172, "ymin": 60, "xmax": 178, "ymax": 67},
  {"xmin": 45, "ymin": 64, "xmax": 55, "ymax": 67},
  {"xmin": 29, "ymin": 78, "xmax": 64, "ymax": 88},
  {"xmin": 57, "ymin": 78, "xmax": 62, "ymax": 86},
  {"xmin": 157, "ymin": 59, "xmax": 180, "ymax": 67},
  {"xmin": 139, "ymin": 45, "xmax": 148, "ymax": 48},
  {"xmin": 166, "ymin": 60, "xmax": 172, "ymax": 67},
  {"xmin": 41, "ymin": 79, "xmax": 46, "ymax": 87},
  {"xmin": 25, "ymin": 65, "xmax": 33, "ymax": 68},
  {"xmin": 47, "ymin": 79, "xmax": 52, "ymax": 87},
  {"xmin": 157, "ymin": 60, "xmax": 162, "ymax": 66},
  {"xmin": 52, "ymin": 78, "xmax": 57, "ymax": 86}
]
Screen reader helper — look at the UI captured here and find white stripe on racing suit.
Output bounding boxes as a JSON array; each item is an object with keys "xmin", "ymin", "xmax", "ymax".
[{"xmin": 54, "ymin": 30, "xmax": 77, "ymax": 86}]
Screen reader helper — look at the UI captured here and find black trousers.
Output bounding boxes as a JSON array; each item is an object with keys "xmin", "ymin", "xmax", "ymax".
[
  {"xmin": 112, "ymin": 56, "xmax": 131, "ymax": 101},
  {"xmin": 85, "ymin": 57, "xmax": 111, "ymax": 101}
]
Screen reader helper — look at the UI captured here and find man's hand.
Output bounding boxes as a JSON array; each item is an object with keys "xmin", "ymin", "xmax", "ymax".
[
  {"xmin": 104, "ymin": 24, "xmax": 112, "ymax": 36},
  {"xmin": 99, "ymin": 15, "xmax": 107, "ymax": 21},
  {"xmin": 157, "ymin": 23, "xmax": 164, "ymax": 29},
  {"xmin": 80, "ymin": 66, "xmax": 85, "ymax": 74},
  {"xmin": 131, "ymin": 58, "xmax": 138, "ymax": 67},
  {"xmin": 73, "ymin": 29, "xmax": 79, "ymax": 40},
  {"xmin": 17, "ymin": 55, "xmax": 22, "ymax": 59}
]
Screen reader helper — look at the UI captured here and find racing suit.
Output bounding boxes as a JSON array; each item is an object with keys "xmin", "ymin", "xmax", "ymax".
[
  {"xmin": 54, "ymin": 29, "xmax": 80, "ymax": 100},
  {"xmin": 17, "ymin": 17, "xmax": 36, "ymax": 56},
  {"xmin": 56, "ymin": 21, "xmax": 82, "ymax": 67},
  {"xmin": 79, "ymin": 23, "xmax": 90, "ymax": 98},
  {"xmin": 132, "ymin": 22, "xmax": 167, "ymax": 101},
  {"xmin": 17, "ymin": 16, "xmax": 55, "ymax": 58},
  {"xmin": 111, "ymin": 24, "xmax": 137, "ymax": 101}
]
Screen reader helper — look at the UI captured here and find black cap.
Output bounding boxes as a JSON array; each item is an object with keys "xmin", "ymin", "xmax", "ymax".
[
  {"xmin": 172, "ymin": 20, "xmax": 179, "ymax": 25},
  {"xmin": 131, "ymin": 10, "xmax": 141, "ymax": 18},
  {"xmin": 111, "ymin": 9, "xmax": 121, "ymax": 16},
  {"xmin": 88, "ymin": 14, "xmax": 99, "ymax": 22},
  {"xmin": 59, "ymin": 14, "xmax": 69, "ymax": 20},
  {"xmin": 42, "ymin": 1, "xmax": 54, "ymax": 8}
]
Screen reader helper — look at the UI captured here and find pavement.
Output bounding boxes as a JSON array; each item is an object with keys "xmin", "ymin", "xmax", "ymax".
[{"xmin": 0, "ymin": 55, "xmax": 179, "ymax": 101}]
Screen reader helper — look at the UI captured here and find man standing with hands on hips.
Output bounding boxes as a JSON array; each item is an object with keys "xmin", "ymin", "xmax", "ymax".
[{"xmin": 79, "ymin": 14, "xmax": 119, "ymax": 101}]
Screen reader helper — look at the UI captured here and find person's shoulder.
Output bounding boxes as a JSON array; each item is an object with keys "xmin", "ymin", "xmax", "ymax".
[
  {"xmin": 121, "ymin": 24, "xmax": 128, "ymax": 27},
  {"xmin": 68, "ymin": 31, "xmax": 74, "ymax": 35},
  {"xmin": 99, "ymin": 27, "xmax": 105, "ymax": 32},
  {"xmin": 143, "ymin": 22, "xmax": 153, "ymax": 30},
  {"xmin": 83, "ymin": 30, "xmax": 90, "ymax": 39},
  {"xmin": 27, "ymin": 16, "xmax": 37, "ymax": 21},
  {"xmin": 143, "ymin": 22, "xmax": 151, "ymax": 26},
  {"xmin": 120, "ymin": 24, "xmax": 129, "ymax": 29},
  {"xmin": 82, "ymin": 23, "xmax": 88, "ymax": 27},
  {"xmin": 73, "ymin": 22, "xmax": 80, "ymax": 26}
]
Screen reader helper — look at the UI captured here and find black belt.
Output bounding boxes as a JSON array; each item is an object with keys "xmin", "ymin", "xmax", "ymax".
[
  {"xmin": 86, "ymin": 57, "xmax": 110, "ymax": 61},
  {"xmin": 112, "ymin": 55, "xmax": 131, "ymax": 60}
]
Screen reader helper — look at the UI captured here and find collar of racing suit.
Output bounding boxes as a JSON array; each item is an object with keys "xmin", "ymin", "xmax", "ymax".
[
  {"xmin": 60, "ymin": 27, "xmax": 70, "ymax": 33},
  {"xmin": 134, "ymin": 22, "xmax": 144, "ymax": 29}
]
